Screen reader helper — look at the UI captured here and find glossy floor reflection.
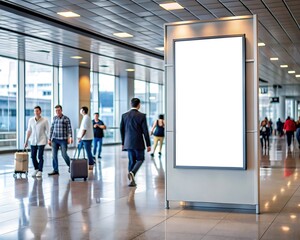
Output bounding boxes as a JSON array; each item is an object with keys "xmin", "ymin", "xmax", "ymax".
[{"xmin": 1, "ymin": 137, "xmax": 300, "ymax": 239}]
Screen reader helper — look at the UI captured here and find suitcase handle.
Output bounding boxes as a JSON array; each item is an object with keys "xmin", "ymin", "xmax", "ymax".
[
  {"xmin": 73, "ymin": 143, "xmax": 86, "ymax": 159},
  {"xmin": 17, "ymin": 149, "xmax": 28, "ymax": 153}
]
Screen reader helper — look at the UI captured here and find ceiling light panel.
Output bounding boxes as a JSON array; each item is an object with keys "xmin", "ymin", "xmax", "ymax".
[
  {"xmin": 159, "ymin": 3, "xmax": 184, "ymax": 11},
  {"xmin": 57, "ymin": 11, "xmax": 80, "ymax": 18},
  {"xmin": 113, "ymin": 32, "xmax": 133, "ymax": 38}
]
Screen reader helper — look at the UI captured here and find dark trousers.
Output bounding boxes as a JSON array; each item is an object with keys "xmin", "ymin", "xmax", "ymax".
[
  {"xmin": 31, "ymin": 145, "xmax": 45, "ymax": 172},
  {"xmin": 127, "ymin": 149, "xmax": 145, "ymax": 175},
  {"xmin": 286, "ymin": 131, "xmax": 293, "ymax": 146},
  {"xmin": 260, "ymin": 134, "xmax": 269, "ymax": 148}
]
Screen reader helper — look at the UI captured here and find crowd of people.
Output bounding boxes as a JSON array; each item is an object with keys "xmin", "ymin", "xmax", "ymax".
[
  {"xmin": 260, "ymin": 116, "xmax": 300, "ymax": 149},
  {"xmin": 24, "ymin": 98, "xmax": 165, "ymax": 187}
]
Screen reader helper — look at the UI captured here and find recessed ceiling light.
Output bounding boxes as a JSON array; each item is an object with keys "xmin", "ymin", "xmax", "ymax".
[
  {"xmin": 155, "ymin": 47, "xmax": 164, "ymax": 51},
  {"xmin": 281, "ymin": 226, "xmax": 290, "ymax": 231},
  {"xmin": 80, "ymin": 61, "xmax": 87, "ymax": 64},
  {"xmin": 113, "ymin": 32, "xmax": 133, "ymax": 38},
  {"xmin": 71, "ymin": 56, "xmax": 82, "ymax": 59},
  {"xmin": 57, "ymin": 11, "xmax": 80, "ymax": 17},
  {"xmin": 258, "ymin": 42, "xmax": 265, "ymax": 47},
  {"xmin": 296, "ymin": 75, "xmax": 300, "ymax": 78},
  {"xmin": 159, "ymin": 3, "xmax": 184, "ymax": 10},
  {"xmin": 288, "ymin": 71, "xmax": 295, "ymax": 74},
  {"xmin": 100, "ymin": 65, "xmax": 109, "ymax": 68},
  {"xmin": 126, "ymin": 69, "xmax": 135, "ymax": 72},
  {"xmin": 280, "ymin": 65, "xmax": 288, "ymax": 68},
  {"xmin": 35, "ymin": 50, "xmax": 50, "ymax": 53},
  {"xmin": 270, "ymin": 57, "xmax": 278, "ymax": 61}
]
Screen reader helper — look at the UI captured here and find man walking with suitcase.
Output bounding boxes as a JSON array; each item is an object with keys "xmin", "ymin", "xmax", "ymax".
[
  {"xmin": 24, "ymin": 106, "xmax": 49, "ymax": 178},
  {"xmin": 77, "ymin": 106, "xmax": 94, "ymax": 170},
  {"xmin": 48, "ymin": 105, "xmax": 73, "ymax": 175}
]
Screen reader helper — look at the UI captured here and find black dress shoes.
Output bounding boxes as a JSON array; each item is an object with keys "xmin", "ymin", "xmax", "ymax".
[{"xmin": 48, "ymin": 171, "xmax": 59, "ymax": 176}]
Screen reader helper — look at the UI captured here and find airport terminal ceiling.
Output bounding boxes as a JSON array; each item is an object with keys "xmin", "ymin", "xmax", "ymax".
[{"xmin": 0, "ymin": 0, "xmax": 299, "ymax": 86}]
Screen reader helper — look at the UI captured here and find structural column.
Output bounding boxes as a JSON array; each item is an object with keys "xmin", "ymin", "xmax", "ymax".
[
  {"xmin": 279, "ymin": 96, "xmax": 286, "ymax": 120},
  {"xmin": 17, "ymin": 60, "xmax": 25, "ymax": 148},
  {"xmin": 118, "ymin": 69, "xmax": 134, "ymax": 120},
  {"xmin": 294, "ymin": 99, "xmax": 298, "ymax": 120},
  {"xmin": 61, "ymin": 66, "xmax": 91, "ymax": 144}
]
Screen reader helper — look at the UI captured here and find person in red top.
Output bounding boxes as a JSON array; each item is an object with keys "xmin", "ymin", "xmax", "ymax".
[{"xmin": 283, "ymin": 116, "xmax": 296, "ymax": 147}]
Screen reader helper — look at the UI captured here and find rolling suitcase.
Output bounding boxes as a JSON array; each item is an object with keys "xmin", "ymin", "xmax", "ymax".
[
  {"xmin": 70, "ymin": 145, "xmax": 88, "ymax": 181},
  {"xmin": 14, "ymin": 149, "xmax": 29, "ymax": 178}
]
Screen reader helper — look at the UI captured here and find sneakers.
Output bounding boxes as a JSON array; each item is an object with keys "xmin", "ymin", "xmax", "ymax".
[
  {"xmin": 127, "ymin": 172, "xmax": 132, "ymax": 181},
  {"xmin": 128, "ymin": 182, "xmax": 137, "ymax": 187},
  {"xmin": 48, "ymin": 171, "xmax": 59, "ymax": 176},
  {"xmin": 98, "ymin": 156, "xmax": 102, "ymax": 159},
  {"xmin": 32, "ymin": 170, "xmax": 39, "ymax": 177},
  {"xmin": 88, "ymin": 165, "xmax": 94, "ymax": 170},
  {"xmin": 128, "ymin": 171, "xmax": 136, "ymax": 187},
  {"xmin": 36, "ymin": 171, "xmax": 42, "ymax": 177}
]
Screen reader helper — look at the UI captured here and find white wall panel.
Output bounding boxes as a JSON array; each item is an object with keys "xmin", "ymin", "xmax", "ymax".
[{"xmin": 165, "ymin": 16, "xmax": 259, "ymax": 211}]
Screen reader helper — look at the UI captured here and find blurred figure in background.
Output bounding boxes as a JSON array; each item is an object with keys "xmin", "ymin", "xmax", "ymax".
[
  {"xmin": 283, "ymin": 116, "xmax": 296, "ymax": 147},
  {"xmin": 92, "ymin": 112, "xmax": 106, "ymax": 159},
  {"xmin": 150, "ymin": 114, "xmax": 165, "ymax": 157}
]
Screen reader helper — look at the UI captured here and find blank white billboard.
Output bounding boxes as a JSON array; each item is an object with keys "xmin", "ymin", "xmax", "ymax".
[{"xmin": 174, "ymin": 35, "xmax": 246, "ymax": 169}]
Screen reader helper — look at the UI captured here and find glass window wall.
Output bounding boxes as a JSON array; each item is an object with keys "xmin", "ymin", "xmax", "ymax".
[
  {"xmin": 259, "ymin": 87, "xmax": 276, "ymax": 122},
  {"xmin": 98, "ymin": 73, "xmax": 116, "ymax": 144},
  {"xmin": 0, "ymin": 59, "xmax": 164, "ymax": 151},
  {"xmin": 149, "ymin": 83, "xmax": 160, "ymax": 127},
  {"xmin": 134, "ymin": 79, "xmax": 147, "ymax": 115},
  {"xmin": 25, "ymin": 62, "xmax": 53, "ymax": 125},
  {"xmin": 0, "ymin": 57, "xmax": 18, "ymax": 150}
]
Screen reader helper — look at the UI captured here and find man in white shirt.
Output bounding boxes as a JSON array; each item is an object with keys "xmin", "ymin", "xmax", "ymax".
[
  {"xmin": 24, "ymin": 106, "xmax": 50, "ymax": 177},
  {"xmin": 78, "ymin": 106, "xmax": 94, "ymax": 170}
]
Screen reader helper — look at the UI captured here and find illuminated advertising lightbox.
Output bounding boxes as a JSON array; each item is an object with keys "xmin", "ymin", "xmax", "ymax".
[{"xmin": 174, "ymin": 35, "xmax": 246, "ymax": 169}]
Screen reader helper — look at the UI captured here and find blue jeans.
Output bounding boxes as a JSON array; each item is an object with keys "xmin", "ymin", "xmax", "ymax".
[
  {"xmin": 51, "ymin": 139, "xmax": 70, "ymax": 172},
  {"xmin": 127, "ymin": 149, "xmax": 144, "ymax": 175},
  {"xmin": 77, "ymin": 141, "xmax": 84, "ymax": 156},
  {"xmin": 93, "ymin": 137, "xmax": 103, "ymax": 157},
  {"xmin": 31, "ymin": 145, "xmax": 45, "ymax": 172},
  {"xmin": 81, "ymin": 140, "xmax": 94, "ymax": 165}
]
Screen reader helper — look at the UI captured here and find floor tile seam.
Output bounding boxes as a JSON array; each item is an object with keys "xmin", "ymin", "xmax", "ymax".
[
  {"xmin": 50, "ymin": 210, "xmax": 115, "ymax": 224},
  {"xmin": 256, "ymin": 212, "xmax": 280, "ymax": 239},
  {"xmin": 198, "ymin": 216, "xmax": 275, "ymax": 240},
  {"xmin": 193, "ymin": 217, "xmax": 223, "ymax": 240},
  {"xmin": 259, "ymin": 183, "xmax": 300, "ymax": 239},
  {"xmin": 129, "ymin": 208, "xmax": 184, "ymax": 239},
  {"xmin": 171, "ymin": 206, "xmax": 233, "ymax": 219},
  {"xmin": 0, "ymin": 164, "xmax": 71, "ymax": 176},
  {"xmin": 109, "ymin": 208, "xmax": 183, "ymax": 218}
]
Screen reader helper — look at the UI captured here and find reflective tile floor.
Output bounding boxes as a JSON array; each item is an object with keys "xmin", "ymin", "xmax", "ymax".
[{"xmin": 1, "ymin": 137, "xmax": 300, "ymax": 240}]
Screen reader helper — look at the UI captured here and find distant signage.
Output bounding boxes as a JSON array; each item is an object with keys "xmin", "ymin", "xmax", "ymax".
[
  {"xmin": 270, "ymin": 97, "xmax": 279, "ymax": 103},
  {"xmin": 260, "ymin": 87, "xmax": 268, "ymax": 94}
]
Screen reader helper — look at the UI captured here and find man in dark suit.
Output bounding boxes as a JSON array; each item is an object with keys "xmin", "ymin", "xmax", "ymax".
[{"xmin": 120, "ymin": 98, "xmax": 151, "ymax": 187}]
